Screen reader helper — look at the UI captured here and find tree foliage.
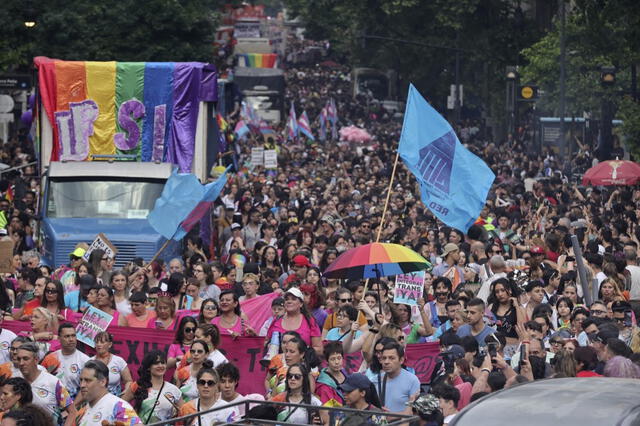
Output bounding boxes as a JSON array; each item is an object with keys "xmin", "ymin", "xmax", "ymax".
[
  {"xmin": 0, "ymin": 0, "xmax": 222, "ymax": 71},
  {"xmin": 520, "ymin": 0, "xmax": 640, "ymax": 153}
]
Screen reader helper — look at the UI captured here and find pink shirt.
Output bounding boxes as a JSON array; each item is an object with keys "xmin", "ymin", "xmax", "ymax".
[
  {"xmin": 211, "ymin": 316, "xmax": 243, "ymax": 336},
  {"xmin": 266, "ymin": 315, "xmax": 321, "ymax": 346}
]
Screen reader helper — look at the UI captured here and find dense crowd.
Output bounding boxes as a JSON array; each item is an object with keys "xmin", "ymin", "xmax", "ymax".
[{"xmin": 0, "ymin": 31, "xmax": 639, "ymax": 426}]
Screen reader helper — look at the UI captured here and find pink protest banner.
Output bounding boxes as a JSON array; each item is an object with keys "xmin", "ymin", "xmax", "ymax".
[
  {"xmin": 3, "ymin": 321, "xmax": 440, "ymax": 395},
  {"xmin": 240, "ymin": 292, "xmax": 279, "ymax": 332}
]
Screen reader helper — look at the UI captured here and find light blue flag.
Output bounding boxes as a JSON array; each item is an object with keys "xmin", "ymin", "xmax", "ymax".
[
  {"xmin": 147, "ymin": 167, "xmax": 229, "ymax": 240},
  {"xmin": 398, "ymin": 84, "xmax": 495, "ymax": 232}
]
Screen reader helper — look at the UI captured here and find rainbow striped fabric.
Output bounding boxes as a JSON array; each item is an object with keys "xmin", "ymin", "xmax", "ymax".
[
  {"xmin": 237, "ymin": 53, "xmax": 278, "ymax": 68},
  {"xmin": 35, "ymin": 57, "xmax": 217, "ymax": 172}
]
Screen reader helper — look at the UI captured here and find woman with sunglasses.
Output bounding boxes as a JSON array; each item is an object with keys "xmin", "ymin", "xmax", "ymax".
[
  {"xmin": 270, "ymin": 363, "xmax": 321, "ymax": 424},
  {"xmin": 168, "ymin": 317, "xmax": 198, "ymax": 369},
  {"xmin": 122, "ymin": 350, "xmax": 182, "ymax": 424},
  {"xmin": 177, "ymin": 364, "xmax": 220, "ymax": 426},
  {"xmin": 175, "ymin": 341, "xmax": 213, "ymax": 402},
  {"xmin": 40, "ymin": 280, "xmax": 73, "ymax": 321},
  {"xmin": 178, "ymin": 324, "xmax": 228, "ymax": 370},
  {"xmin": 197, "ymin": 298, "xmax": 219, "ymax": 325},
  {"xmin": 89, "ymin": 332, "xmax": 132, "ymax": 397}
]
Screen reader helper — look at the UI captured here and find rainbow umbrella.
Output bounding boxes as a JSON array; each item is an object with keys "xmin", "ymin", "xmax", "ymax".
[{"xmin": 323, "ymin": 242, "xmax": 432, "ymax": 280}]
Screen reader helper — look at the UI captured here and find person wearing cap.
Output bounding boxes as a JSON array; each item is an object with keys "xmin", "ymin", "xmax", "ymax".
[
  {"xmin": 411, "ymin": 393, "xmax": 444, "ymax": 426},
  {"xmin": 334, "ymin": 373, "xmax": 385, "ymax": 426},
  {"xmin": 258, "ymin": 297, "xmax": 285, "ymax": 336},
  {"xmin": 52, "ymin": 246, "xmax": 86, "ymax": 295},
  {"xmin": 265, "ymin": 287, "xmax": 322, "ymax": 356},
  {"xmin": 223, "ymin": 223, "xmax": 245, "ymax": 256},
  {"xmin": 432, "ymin": 243, "xmax": 465, "ymax": 290},
  {"xmin": 282, "ymin": 254, "xmax": 311, "ymax": 289}
]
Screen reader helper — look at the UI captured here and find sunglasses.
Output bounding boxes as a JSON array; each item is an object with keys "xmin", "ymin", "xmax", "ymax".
[
  {"xmin": 550, "ymin": 340, "xmax": 564, "ymax": 345},
  {"xmin": 339, "ymin": 298, "xmax": 352, "ymax": 303},
  {"xmin": 45, "ymin": 289, "xmax": 58, "ymax": 294},
  {"xmin": 203, "ymin": 305, "xmax": 218, "ymax": 310},
  {"xmin": 287, "ymin": 373, "xmax": 303, "ymax": 380},
  {"xmin": 184, "ymin": 327, "xmax": 196, "ymax": 333},
  {"xmin": 197, "ymin": 379, "xmax": 216, "ymax": 387}
]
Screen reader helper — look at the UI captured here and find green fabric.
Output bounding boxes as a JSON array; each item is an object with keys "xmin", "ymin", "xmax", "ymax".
[
  {"xmin": 406, "ymin": 322, "xmax": 422, "ymax": 344},
  {"xmin": 115, "ymin": 62, "xmax": 145, "ymax": 158}
]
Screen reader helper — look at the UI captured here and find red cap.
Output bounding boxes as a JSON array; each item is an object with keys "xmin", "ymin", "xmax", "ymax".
[
  {"xmin": 292, "ymin": 255, "xmax": 311, "ymax": 267},
  {"xmin": 530, "ymin": 246, "xmax": 545, "ymax": 255}
]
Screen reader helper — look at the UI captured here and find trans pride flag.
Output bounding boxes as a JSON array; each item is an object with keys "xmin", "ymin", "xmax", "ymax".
[{"xmin": 34, "ymin": 57, "xmax": 217, "ymax": 172}]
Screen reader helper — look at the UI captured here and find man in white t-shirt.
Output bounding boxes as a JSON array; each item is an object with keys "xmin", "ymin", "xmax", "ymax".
[
  {"xmin": 42, "ymin": 323, "xmax": 90, "ymax": 398},
  {"xmin": 17, "ymin": 342, "xmax": 77, "ymax": 426},
  {"xmin": 212, "ymin": 363, "xmax": 249, "ymax": 422},
  {"xmin": 433, "ymin": 383, "xmax": 460, "ymax": 426},
  {"xmin": 76, "ymin": 360, "xmax": 142, "ymax": 426},
  {"xmin": 0, "ymin": 316, "xmax": 17, "ymax": 364}
]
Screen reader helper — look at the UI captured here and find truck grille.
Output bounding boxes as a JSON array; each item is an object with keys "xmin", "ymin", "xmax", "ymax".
[{"xmin": 55, "ymin": 240, "xmax": 158, "ymax": 268}]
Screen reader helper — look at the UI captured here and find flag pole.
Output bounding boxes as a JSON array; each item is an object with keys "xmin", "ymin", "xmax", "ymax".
[
  {"xmin": 147, "ymin": 237, "xmax": 173, "ymax": 266},
  {"xmin": 361, "ymin": 150, "xmax": 400, "ymax": 300}
]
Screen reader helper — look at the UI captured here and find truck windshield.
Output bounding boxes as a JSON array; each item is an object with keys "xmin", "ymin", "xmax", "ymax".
[{"xmin": 47, "ymin": 178, "xmax": 165, "ymax": 219}]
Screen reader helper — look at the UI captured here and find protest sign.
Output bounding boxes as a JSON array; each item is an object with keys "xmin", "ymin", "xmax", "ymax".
[
  {"xmin": 393, "ymin": 271, "xmax": 425, "ymax": 305},
  {"xmin": 0, "ymin": 239, "xmax": 14, "ymax": 274},
  {"xmin": 76, "ymin": 306, "xmax": 113, "ymax": 347},
  {"xmin": 251, "ymin": 147, "xmax": 264, "ymax": 167},
  {"xmin": 264, "ymin": 149, "xmax": 277, "ymax": 169},
  {"xmin": 83, "ymin": 233, "xmax": 118, "ymax": 261}
]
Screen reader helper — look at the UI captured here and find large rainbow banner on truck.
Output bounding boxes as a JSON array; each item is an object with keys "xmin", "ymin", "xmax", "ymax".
[{"xmin": 35, "ymin": 57, "xmax": 217, "ymax": 172}]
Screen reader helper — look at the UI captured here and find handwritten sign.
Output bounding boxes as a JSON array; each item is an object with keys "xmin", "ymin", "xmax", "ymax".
[
  {"xmin": 83, "ymin": 233, "xmax": 118, "ymax": 261},
  {"xmin": 264, "ymin": 149, "xmax": 277, "ymax": 169},
  {"xmin": 76, "ymin": 306, "xmax": 113, "ymax": 347},
  {"xmin": 0, "ymin": 239, "xmax": 14, "ymax": 274},
  {"xmin": 393, "ymin": 271, "xmax": 425, "ymax": 306},
  {"xmin": 251, "ymin": 147, "xmax": 264, "ymax": 167}
]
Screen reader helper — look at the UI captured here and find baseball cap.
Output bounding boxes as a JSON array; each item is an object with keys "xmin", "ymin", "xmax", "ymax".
[
  {"xmin": 441, "ymin": 344, "xmax": 465, "ymax": 360},
  {"xmin": 441, "ymin": 243, "xmax": 459, "ymax": 258},
  {"xmin": 410, "ymin": 393, "xmax": 440, "ymax": 417},
  {"xmin": 530, "ymin": 246, "xmax": 545, "ymax": 255},
  {"xmin": 231, "ymin": 223, "xmax": 242, "ymax": 231},
  {"xmin": 292, "ymin": 254, "xmax": 311, "ymax": 267},
  {"xmin": 285, "ymin": 287, "xmax": 304, "ymax": 301},
  {"xmin": 70, "ymin": 247, "xmax": 86, "ymax": 259},
  {"xmin": 339, "ymin": 373, "xmax": 372, "ymax": 393}
]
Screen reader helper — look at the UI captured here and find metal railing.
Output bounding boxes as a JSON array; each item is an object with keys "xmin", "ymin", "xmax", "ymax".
[
  {"xmin": 0, "ymin": 161, "xmax": 37, "ymax": 176},
  {"xmin": 148, "ymin": 398, "xmax": 419, "ymax": 426}
]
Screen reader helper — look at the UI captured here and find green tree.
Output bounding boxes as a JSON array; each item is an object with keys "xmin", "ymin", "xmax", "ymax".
[
  {"xmin": 520, "ymin": 0, "xmax": 640, "ymax": 154},
  {"xmin": 0, "ymin": 0, "xmax": 222, "ymax": 71}
]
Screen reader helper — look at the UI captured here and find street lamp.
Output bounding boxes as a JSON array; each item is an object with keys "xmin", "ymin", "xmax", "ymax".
[{"xmin": 24, "ymin": 20, "xmax": 36, "ymax": 28}]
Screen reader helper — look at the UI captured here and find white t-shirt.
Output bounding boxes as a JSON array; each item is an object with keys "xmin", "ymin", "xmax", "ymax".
[
  {"xmin": 444, "ymin": 413, "xmax": 457, "ymax": 425},
  {"xmin": 277, "ymin": 396, "xmax": 321, "ymax": 424},
  {"xmin": 90, "ymin": 354, "xmax": 128, "ymax": 396},
  {"xmin": 208, "ymin": 349, "xmax": 228, "ymax": 367},
  {"xmin": 77, "ymin": 393, "xmax": 142, "ymax": 426},
  {"xmin": 31, "ymin": 370, "xmax": 73, "ymax": 423},
  {"xmin": 211, "ymin": 394, "xmax": 247, "ymax": 423},
  {"xmin": 0, "ymin": 328, "xmax": 17, "ymax": 364},
  {"xmin": 116, "ymin": 299, "xmax": 132, "ymax": 316},
  {"xmin": 48, "ymin": 349, "xmax": 90, "ymax": 398},
  {"xmin": 139, "ymin": 382, "xmax": 182, "ymax": 423}
]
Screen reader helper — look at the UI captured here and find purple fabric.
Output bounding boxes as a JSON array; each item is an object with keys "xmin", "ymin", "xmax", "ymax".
[
  {"xmin": 114, "ymin": 99, "xmax": 145, "ymax": 151},
  {"xmin": 166, "ymin": 63, "xmax": 202, "ymax": 172},
  {"xmin": 153, "ymin": 104, "xmax": 167, "ymax": 161},
  {"xmin": 199, "ymin": 205, "xmax": 211, "ymax": 249},
  {"xmin": 199, "ymin": 64, "xmax": 218, "ymax": 102}
]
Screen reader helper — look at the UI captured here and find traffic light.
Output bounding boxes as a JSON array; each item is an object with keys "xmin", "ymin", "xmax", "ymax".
[{"xmin": 518, "ymin": 85, "xmax": 539, "ymax": 101}]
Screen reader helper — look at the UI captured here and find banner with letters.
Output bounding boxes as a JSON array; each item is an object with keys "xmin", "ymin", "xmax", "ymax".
[
  {"xmin": 35, "ymin": 58, "xmax": 217, "ymax": 172},
  {"xmin": 3, "ymin": 321, "xmax": 440, "ymax": 395}
]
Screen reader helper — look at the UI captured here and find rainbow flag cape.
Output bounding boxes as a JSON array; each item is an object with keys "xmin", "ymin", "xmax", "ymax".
[
  {"xmin": 34, "ymin": 57, "xmax": 217, "ymax": 172},
  {"xmin": 237, "ymin": 53, "xmax": 278, "ymax": 68}
]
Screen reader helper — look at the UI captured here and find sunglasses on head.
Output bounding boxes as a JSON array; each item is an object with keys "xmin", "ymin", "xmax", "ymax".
[
  {"xmin": 287, "ymin": 373, "xmax": 303, "ymax": 380},
  {"xmin": 197, "ymin": 379, "xmax": 216, "ymax": 387}
]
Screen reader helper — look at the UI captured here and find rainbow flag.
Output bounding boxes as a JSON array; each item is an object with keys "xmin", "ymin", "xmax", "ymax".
[
  {"xmin": 34, "ymin": 57, "xmax": 217, "ymax": 172},
  {"xmin": 237, "ymin": 53, "xmax": 278, "ymax": 68}
]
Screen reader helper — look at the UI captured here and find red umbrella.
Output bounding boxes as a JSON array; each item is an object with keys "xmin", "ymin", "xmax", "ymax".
[{"xmin": 582, "ymin": 160, "xmax": 640, "ymax": 186}]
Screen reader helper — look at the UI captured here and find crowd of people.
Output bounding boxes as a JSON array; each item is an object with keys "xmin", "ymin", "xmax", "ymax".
[{"xmin": 0, "ymin": 29, "xmax": 639, "ymax": 426}]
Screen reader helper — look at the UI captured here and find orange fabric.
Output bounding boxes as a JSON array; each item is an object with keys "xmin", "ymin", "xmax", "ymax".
[
  {"xmin": 270, "ymin": 392, "xmax": 287, "ymax": 402},
  {"xmin": 22, "ymin": 299, "xmax": 40, "ymax": 317},
  {"xmin": 178, "ymin": 350, "xmax": 191, "ymax": 369},
  {"xmin": 267, "ymin": 353, "xmax": 283, "ymax": 372},
  {"xmin": 177, "ymin": 366, "xmax": 190, "ymax": 383},
  {"xmin": 125, "ymin": 311, "xmax": 156, "ymax": 328},
  {"xmin": 55, "ymin": 61, "xmax": 87, "ymax": 111},
  {"xmin": 0, "ymin": 363, "xmax": 12, "ymax": 380},
  {"xmin": 41, "ymin": 352, "xmax": 61, "ymax": 374}
]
